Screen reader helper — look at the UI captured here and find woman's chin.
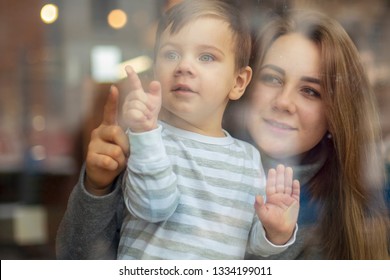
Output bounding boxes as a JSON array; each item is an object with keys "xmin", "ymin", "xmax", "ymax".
[{"xmin": 258, "ymin": 142, "xmax": 299, "ymax": 160}]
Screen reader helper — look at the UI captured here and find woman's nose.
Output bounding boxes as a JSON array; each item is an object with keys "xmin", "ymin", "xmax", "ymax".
[{"xmin": 272, "ymin": 86, "xmax": 297, "ymax": 113}]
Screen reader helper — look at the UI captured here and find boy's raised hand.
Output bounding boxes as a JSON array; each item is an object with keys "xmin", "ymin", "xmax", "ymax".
[
  {"xmin": 255, "ymin": 164, "xmax": 300, "ymax": 245},
  {"xmin": 122, "ymin": 65, "xmax": 162, "ymax": 132},
  {"xmin": 85, "ymin": 86, "xmax": 129, "ymax": 196}
]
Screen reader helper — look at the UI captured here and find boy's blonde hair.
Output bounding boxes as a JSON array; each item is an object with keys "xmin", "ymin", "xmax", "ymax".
[{"xmin": 154, "ymin": 0, "xmax": 251, "ymax": 71}]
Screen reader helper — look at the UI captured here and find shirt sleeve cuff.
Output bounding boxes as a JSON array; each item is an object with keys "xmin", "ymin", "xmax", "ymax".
[
  {"xmin": 249, "ymin": 221, "xmax": 298, "ymax": 256},
  {"xmin": 261, "ymin": 223, "xmax": 298, "ymax": 249},
  {"xmin": 127, "ymin": 125, "xmax": 166, "ymax": 163}
]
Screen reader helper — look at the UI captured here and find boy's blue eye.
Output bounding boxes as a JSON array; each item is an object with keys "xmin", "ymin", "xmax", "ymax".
[
  {"xmin": 164, "ymin": 51, "xmax": 180, "ymax": 60},
  {"xmin": 199, "ymin": 54, "xmax": 214, "ymax": 62}
]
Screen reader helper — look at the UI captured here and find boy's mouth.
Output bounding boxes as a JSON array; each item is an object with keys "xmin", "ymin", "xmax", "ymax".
[{"xmin": 172, "ymin": 84, "xmax": 196, "ymax": 93}]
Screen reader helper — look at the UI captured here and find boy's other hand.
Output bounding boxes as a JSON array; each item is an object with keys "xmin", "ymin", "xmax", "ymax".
[{"xmin": 255, "ymin": 164, "xmax": 300, "ymax": 245}]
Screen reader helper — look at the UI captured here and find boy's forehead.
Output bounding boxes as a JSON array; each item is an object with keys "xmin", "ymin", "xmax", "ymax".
[
  {"xmin": 163, "ymin": 17, "xmax": 233, "ymax": 39},
  {"xmin": 158, "ymin": 18, "xmax": 235, "ymax": 49}
]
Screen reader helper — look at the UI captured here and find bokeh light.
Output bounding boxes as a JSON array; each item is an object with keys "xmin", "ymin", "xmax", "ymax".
[
  {"xmin": 107, "ymin": 9, "xmax": 127, "ymax": 29},
  {"xmin": 40, "ymin": 4, "xmax": 58, "ymax": 24}
]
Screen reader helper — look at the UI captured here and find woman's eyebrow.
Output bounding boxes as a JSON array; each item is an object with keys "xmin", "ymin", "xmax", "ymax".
[
  {"xmin": 260, "ymin": 64, "xmax": 285, "ymax": 75},
  {"xmin": 301, "ymin": 76, "xmax": 321, "ymax": 85},
  {"xmin": 261, "ymin": 64, "xmax": 321, "ymax": 84}
]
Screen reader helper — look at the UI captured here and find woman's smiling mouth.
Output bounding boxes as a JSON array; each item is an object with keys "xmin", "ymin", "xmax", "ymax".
[{"xmin": 264, "ymin": 118, "xmax": 297, "ymax": 132}]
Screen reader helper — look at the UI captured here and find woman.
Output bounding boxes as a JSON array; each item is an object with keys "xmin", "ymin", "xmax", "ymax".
[
  {"xmin": 56, "ymin": 9, "xmax": 389, "ymax": 259},
  {"xmin": 226, "ymin": 9, "xmax": 389, "ymax": 259}
]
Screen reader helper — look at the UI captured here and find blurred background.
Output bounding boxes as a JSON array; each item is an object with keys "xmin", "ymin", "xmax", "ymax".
[{"xmin": 0, "ymin": 0, "xmax": 389, "ymax": 259}]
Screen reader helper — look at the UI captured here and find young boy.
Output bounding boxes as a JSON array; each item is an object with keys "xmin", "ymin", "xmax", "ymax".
[{"xmin": 118, "ymin": 0, "xmax": 300, "ymax": 259}]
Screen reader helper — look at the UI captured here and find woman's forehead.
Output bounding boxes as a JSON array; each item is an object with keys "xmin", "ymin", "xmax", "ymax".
[{"xmin": 263, "ymin": 33, "xmax": 321, "ymax": 78}]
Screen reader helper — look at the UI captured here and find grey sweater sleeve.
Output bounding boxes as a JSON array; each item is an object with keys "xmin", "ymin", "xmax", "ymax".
[{"xmin": 56, "ymin": 165, "xmax": 124, "ymax": 259}]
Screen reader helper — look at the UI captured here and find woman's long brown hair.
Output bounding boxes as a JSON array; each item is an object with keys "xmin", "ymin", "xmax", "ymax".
[{"xmin": 249, "ymin": 10, "xmax": 389, "ymax": 259}]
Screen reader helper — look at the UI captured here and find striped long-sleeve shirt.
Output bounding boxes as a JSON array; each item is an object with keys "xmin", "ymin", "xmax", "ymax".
[{"xmin": 118, "ymin": 121, "xmax": 295, "ymax": 259}]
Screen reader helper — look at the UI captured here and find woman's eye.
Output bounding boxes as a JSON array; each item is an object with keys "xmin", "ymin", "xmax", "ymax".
[
  {"xmin": 199, "ymin": 54, "xmax": 214, "ymax": 62},
  {"xmin": 164, "ymin": 51, "xmax": 180, "ymax": 60},
  {"xmin": 302, "ymin": 87, "xmax": 321, "ymax": 98},
  {"xmin": 259, "ymin": 73, "xmax": 282, "ymax": 86}
]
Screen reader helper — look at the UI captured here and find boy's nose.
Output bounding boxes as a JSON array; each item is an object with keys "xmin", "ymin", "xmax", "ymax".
[{"xmin": 174, "ymin": 59, "xmax": 194, "ymax": 76}]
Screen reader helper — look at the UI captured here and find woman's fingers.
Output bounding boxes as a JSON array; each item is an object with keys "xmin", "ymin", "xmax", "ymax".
[{"xmin": 102, "ymin": 85, "xmax": 119, "ymax": 126}]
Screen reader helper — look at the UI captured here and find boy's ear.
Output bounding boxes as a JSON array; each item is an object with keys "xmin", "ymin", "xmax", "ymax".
[{"xmin": 229, "ymin": 66, "xmax": 252, "ymax": 100}]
